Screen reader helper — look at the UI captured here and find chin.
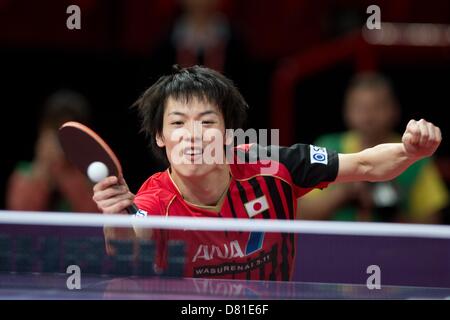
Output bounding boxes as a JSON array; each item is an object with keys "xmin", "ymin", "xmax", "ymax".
[{"xmin": 172, "ymin": 163, "xmax": 215, "ymax": 178}]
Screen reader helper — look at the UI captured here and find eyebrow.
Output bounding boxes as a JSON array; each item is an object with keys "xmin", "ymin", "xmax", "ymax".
[{"xmin": 167, "ymin": 110, "xmax": 219, "ymax": 117}]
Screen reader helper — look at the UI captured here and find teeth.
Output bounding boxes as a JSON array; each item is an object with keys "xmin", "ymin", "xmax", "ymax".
[{"xmin": 185, "ymin": 148, "xmax": 202, "ymax": 155}]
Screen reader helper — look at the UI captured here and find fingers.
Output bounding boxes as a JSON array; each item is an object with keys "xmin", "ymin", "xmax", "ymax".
[
  {"xmin": 97, "ymin": 192, "xmax": 133, "ymax": 209},
  {"xmin": 418, "ymin": 119, "xmax": 430, "ymax": 146},
  {"xmin": 435, "ymin": 125, "xmax": 442, "ymax": 143},
  {"xmin": 96, "ymin": 194, "xmax": 134, "ymax": 213},
  {"xmin": 93, "ymin": 176, "xmax": 119, "ymax": 192},
  {"xmin": 405, "ymin": 119, "xmax": 439, "ymax": 145},
  {"xmin": 102, "ymin": 198, "xmax": 135, "ymax": 214},
  {"xmin": 92, "ymin": 176, "xmax": 135, "ymax": 213},
  {"xmin": 426, "ymin": 121, "xmax": 436, "ymax": 146},
  {"xmin": 403, "ymin": 119, "xmax": 442, "ymax": 158},
  {"xmin": 93, "ymin": 183, "xmax": 128, "ymax": 202},
  {"xmin": 418, "ymin": 119, "xmax": 442, "ymax": 147},
  {"xmin": 405, "ymin": 120, "xmax": 420, "ymax": 145}
]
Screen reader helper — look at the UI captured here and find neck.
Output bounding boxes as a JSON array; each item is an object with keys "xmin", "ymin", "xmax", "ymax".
[{"xmin": 170, "ymin": 165, "xmax": 230, "ymax": 207}]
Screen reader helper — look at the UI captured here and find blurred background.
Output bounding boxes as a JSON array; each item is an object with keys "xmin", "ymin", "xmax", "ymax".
[{"xmin": 1, "ymin": 0, "xmax": 449, "ymax": 223}]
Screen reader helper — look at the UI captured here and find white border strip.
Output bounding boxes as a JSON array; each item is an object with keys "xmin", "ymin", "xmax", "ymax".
[{"xmin": 0, "ymin": 211, "xmax": 450, "ymax": 239}]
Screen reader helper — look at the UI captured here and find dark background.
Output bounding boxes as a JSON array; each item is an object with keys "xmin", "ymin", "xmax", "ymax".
[{"xmin": 1, "ymin": 0, "xmax": 449, "ymax": 209}]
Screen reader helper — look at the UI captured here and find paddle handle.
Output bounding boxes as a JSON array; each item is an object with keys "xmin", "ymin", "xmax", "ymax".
[{"xmin": 126, "ymin": 203, "xmax": 139, "ymax": 215}]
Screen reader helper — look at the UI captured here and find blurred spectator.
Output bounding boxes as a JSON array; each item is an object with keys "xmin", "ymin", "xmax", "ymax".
[
  {"xmin": 6, "ymin": 90, "xmax": 98, "ymax": 213},
  {"xmin": 150, "ymin": 0, "xmax": 248, "ymax": 79},
  {"xmin": 298, "ymin": 73, "xmax": 449, "ymax": 223}
]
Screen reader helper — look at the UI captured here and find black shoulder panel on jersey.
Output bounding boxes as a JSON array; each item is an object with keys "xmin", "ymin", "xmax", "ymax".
[{"xmin": 244, "ymin": 143, "xmax": 339, "ymax": 188}]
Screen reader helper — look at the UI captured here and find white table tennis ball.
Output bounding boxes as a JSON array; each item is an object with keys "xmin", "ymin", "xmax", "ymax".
[{"xmin": 87, "ymin": 161, "xmax": 109, "ymax": 183}]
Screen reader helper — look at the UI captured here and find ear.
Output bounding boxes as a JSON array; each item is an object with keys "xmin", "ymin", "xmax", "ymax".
[{"xmin": 156, "ymin": 133, "xmax": 165, "ymax": 148}]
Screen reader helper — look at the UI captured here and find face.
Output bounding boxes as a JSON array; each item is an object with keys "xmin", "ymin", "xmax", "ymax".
[
  {"xmin": 156, "ymin": 96, "xmax": 228, "ymax": 178},
  {"xmin": 345, "ymin": 87, "xmax": 398, "ymax": 138}
]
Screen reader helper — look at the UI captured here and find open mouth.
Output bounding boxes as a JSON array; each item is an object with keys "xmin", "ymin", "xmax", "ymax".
[
  {"xmin": 183, "ymin": 147, "xmax": 203, "ymax": 156},
  {"xmin": 182, "ymin": 146, "xmax": 204, "ymax": 162}
]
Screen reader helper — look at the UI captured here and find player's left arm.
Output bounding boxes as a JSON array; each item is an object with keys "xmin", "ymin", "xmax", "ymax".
[{"xmin": 335, "ymin": 119, "xmax": 442, "ymax": 183}]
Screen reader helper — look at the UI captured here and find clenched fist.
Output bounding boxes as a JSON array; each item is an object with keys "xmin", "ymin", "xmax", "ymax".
[{"xmin": 402, "ymin": 119, "xmax": 442, "ymax": 160}]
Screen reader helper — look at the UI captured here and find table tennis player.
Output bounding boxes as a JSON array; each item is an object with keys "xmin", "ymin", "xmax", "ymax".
[{"xmin": 92, "ymin": 65, "xmax": 442, "ymax": 280}]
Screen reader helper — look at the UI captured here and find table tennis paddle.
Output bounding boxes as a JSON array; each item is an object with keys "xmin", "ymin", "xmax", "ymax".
[{"xmin": 58, "ymin": 121, "xmax": 138, "ymax": 215}]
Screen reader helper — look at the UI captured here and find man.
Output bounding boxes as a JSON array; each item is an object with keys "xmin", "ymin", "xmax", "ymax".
[
  {"xmin": 7, "ymin": 90, "xmax": 98, "ymax": 213},
  {"xmin": 298, "ymin": 73, "xmax": 448, "ymax": 223},
  {"xmin": 93, "ymin": 66, "xmax": 442, "ymax": 280}
]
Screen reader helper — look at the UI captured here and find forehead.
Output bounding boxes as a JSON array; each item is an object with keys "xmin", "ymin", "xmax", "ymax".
[
  {"xmin": 165, "ymin": 96, "xmax": 220, "ymax": 115},
  {"xmin": 349, "ymin": 86, "xmax": 392, "ymax": 100},
  {"xmin": 347, "ymin": 86, "xmax": 394, "ymax": 108}
]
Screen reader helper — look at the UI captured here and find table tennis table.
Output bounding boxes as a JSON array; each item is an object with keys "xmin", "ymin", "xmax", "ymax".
[
  {"xmin": 1, "ymin": 273, "xmax": 450, "ymax": 300},
  {"xmin": 1, "ymin": 214, "xmax": 449, "ymax": 300}
]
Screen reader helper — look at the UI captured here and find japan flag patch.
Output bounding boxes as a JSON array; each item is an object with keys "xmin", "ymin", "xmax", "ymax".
[{"xmin": 244, "ymin": 195, "xmax": 269, "ymax": 218}]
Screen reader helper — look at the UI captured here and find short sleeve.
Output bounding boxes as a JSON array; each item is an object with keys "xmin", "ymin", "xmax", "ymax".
[
  {"xmin": 239, "ymin": 143, "xmax": 339, "ymax": 190},
  {"xmin": 133, "ymin": 177, "xmax": 166, "ymax": 216},
  {"xmin": 134, "ymin": 192, "xmax": 162, "ymax": 216},
  {"xmin": 268, "ymin": 143, "xmax": 339, "ymax": 189}
]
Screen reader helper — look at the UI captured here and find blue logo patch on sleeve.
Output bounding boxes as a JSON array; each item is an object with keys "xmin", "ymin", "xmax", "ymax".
[
  {"xmin": 135, "ymin": 209, "xmax": 148, "ymax": 217},
  {"xmin": 310, "ymin": 145, "xmax": 328, "ymax": 165}
]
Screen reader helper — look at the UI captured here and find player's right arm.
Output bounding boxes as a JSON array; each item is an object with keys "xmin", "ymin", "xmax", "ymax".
[
  {"xmin": 93, "ymin": 176, "xmax": 139, "ymax": 255},
  {"xmin": 93, "ymin": 176, "xmax": 154, "ymax": 239}
]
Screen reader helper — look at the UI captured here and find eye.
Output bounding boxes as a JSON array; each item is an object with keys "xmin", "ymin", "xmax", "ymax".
[
  {"xmin": 202, "ymin": 120, "xmax": 216, "ymax": 125},
  {"xmin": 170, "ymin": 121, "xmax": 184, "ymax": 126}
]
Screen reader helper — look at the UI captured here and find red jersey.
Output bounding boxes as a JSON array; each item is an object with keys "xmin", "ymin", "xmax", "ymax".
[{"xmin": 134, "ymin": 143, "xmax": 338, "ymax": 281}]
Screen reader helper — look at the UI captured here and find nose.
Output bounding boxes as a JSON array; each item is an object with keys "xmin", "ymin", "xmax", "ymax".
[{"xmin": 183, "ymin": 120, "xmax": 203, "ymax": 143}]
